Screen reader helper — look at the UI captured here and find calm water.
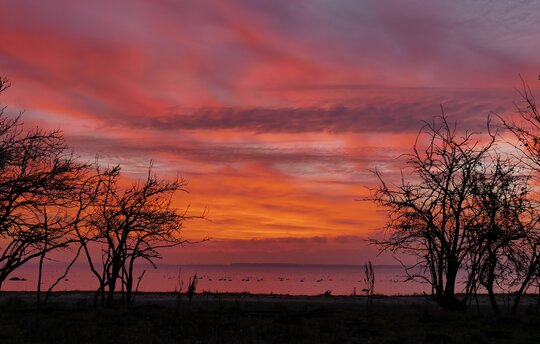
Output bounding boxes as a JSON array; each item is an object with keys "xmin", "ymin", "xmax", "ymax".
[{"xmin": 2, "ymin": 263, "xmax": 436, "ymax": 295}]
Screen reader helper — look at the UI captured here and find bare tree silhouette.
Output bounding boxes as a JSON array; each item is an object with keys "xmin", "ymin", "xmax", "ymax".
[
  {"xmin": 76, "ymin": 164, "xmax": 203, "ymax": 306},
  {"xmin": 371, "ymin": 114, "xmax": 496, "ymax": 310},
  {"xmin": 499, "ymin": 80, "xmax": 540, "ymax": 313},
  {"xmin": 464, "ymin": 153, "xmax": 535, "ymax": 313},
  {"xmin": 0, "ymin": 77, "xmax": 207, "ymax": 307},
  {"xmin": 0, "ymin": 77, "xmax": 86, "ymax": 289}
]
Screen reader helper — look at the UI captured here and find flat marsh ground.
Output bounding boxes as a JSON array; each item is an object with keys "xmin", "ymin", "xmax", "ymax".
[{"xmin": 0, "ymin": 292, "xmax": 539, "ymax": 343}]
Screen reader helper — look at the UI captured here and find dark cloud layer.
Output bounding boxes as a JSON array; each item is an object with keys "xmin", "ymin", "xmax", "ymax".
[{"xmin": 146, "ymin": 102, "xmax": 497, "ymax": 133}]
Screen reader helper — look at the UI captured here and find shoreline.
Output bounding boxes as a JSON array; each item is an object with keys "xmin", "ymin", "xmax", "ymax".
[{"xmin": 1, "ymin": 290, "xmax": 538, "ymax": 309}]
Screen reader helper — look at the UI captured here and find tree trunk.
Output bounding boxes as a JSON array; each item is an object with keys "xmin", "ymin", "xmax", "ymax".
[
  {"xmin": 512, "ymin": 256, "xmax": 538, "ymax": 314},
  {"xmin": 484, "ymin": 253, "xmax": 500, "ymax": 314},
  {"xmin": 106, "ymin": 277, "xmax": 117, "ymax": 306},
  {"xmin": 37, "ymin": 250, "xmax": 46, "ymax": 306},
  {"xmin": 126, "ymin": 275, "xmax": 133, "ymax": 305},
  {"xmin": 106, "ymin": 259, "xmax": 122, "ymax": 306},
  {"xmin": 438, "ymin": 263, "xmax": 465, "ymax": 311},
  {"xmin": 486, "ymin": 285, "xmax": 499, "ymax": 314}
]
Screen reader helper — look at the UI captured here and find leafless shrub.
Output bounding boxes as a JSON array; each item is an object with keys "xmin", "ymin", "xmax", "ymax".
[{"xmin": 362, "ymin": 260, "xmax": 375, "ymax": 297}]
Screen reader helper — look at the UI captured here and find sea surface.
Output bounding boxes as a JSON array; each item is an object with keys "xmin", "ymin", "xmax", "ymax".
[{"xmin": 2, "ymin": 263, "xmax": 441, "ymax": 296}]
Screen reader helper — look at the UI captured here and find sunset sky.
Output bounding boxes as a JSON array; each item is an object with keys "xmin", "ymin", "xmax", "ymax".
[{"xmin": 1, "ymin": 0, "xmax": 539, "ymax": 264}]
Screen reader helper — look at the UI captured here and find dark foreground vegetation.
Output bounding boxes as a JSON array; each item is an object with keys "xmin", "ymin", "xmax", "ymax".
[{"xmin": 0, "ymin": 292, "xmax": 539, "ymax": 344}]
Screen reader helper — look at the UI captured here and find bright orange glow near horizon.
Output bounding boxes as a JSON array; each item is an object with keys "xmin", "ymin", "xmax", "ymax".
[{"xmin": 1, "ymin": 0, "xmax": 539, "ymax": 264}]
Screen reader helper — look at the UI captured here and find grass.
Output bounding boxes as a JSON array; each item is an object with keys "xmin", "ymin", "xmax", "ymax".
[{"xmin": 0, "ymin": 292, "xmax": 539, "ymax": 343}]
